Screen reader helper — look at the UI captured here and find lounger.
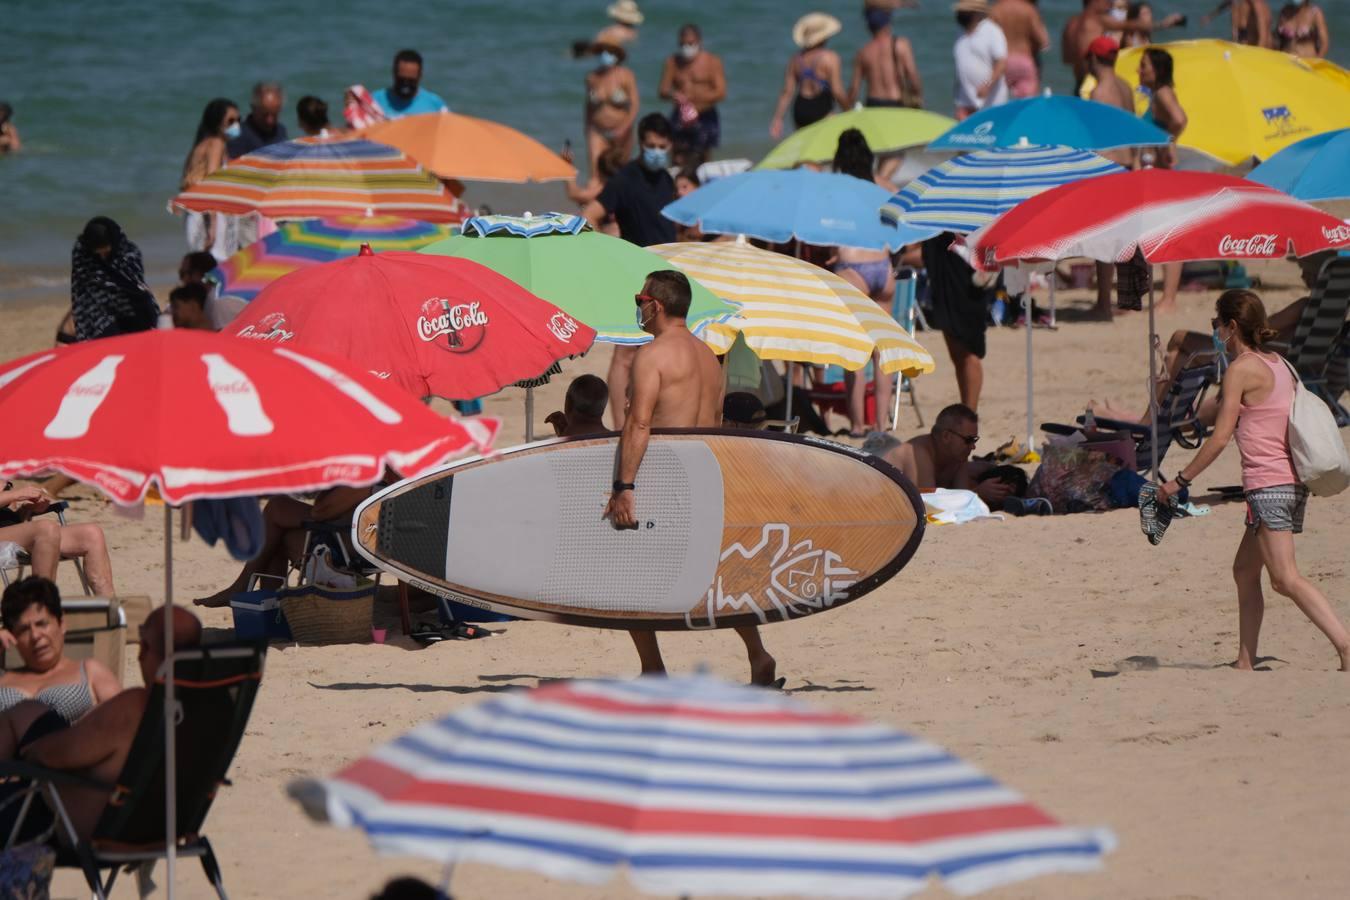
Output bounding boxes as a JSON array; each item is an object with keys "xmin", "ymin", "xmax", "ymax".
[
  {"xmin": 0, "ymin": 500, "xmax": 93, "ymax": 596},
  {"xmin": 0, "ymin": 641, "xmax": 265, "ymax": 899},
  {"xmin": 1041, "ymin": 360, "xmax": 1220, "ymax": 475},
  {"xmin": 1272, "ymin": 257, "xmax": 1350, "ymax": 426}
]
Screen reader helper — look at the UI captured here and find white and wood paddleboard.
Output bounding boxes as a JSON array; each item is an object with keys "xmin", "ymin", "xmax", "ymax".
[{"xmin": 352, "ymin": 430, "xmax": 924, "ymax": 630}]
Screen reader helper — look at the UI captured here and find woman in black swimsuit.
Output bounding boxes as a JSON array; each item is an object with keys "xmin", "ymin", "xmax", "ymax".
[{"xmin": 770, "ymin": 13, "xmax": 847, "ymax": 138}]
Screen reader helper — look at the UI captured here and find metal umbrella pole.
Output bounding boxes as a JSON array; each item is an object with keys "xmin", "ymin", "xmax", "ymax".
[
  {"xmin": 162, "ymin": 504, "xmax": 178, "ymax": 896},
  {"xmin": 1025, "ymin": 283, "xmax": 1039, "ymax": 453},
  {"xmin": 1147, "ymin": 279, "xmax": 1161, "ymax": 481},
  {"xmin": 524, "ymin": 386, "xmax": 535, "ymax": 442}
]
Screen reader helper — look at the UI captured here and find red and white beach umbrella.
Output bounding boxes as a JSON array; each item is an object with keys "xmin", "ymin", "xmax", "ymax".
[
  {"xmin": 0, "ymin": 329, "xmax": 497, "ymax": 505},
  {"xmin": 229, "ymin": 249, "xmax": 596, "ymax": 401},
  {"xmin": 967, "ymin": 169, "xmax": 1350, "ymax": 269},
  {"xmin": 290, "ymin": 674, "xmax": 1115, "ymax": 898}
]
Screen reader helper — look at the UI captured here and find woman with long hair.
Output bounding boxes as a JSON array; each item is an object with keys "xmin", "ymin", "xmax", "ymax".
[
  {"xmin": 181, "ymin": 97, "xmax": 239, "ymax": 258},
  {"xmin": 832, "ymin": 128, "xmax": 896, "ymax": 435},
  {"xmin": 583, "ymin": 42, "xmax": 639, "ymax": 184},
  {"xmin": 1157, "ymin": 290, "xmax": 1350, "ymax": 671},
  {"xmin": 1276, "ymin": 1, "xmax": 1330, "ymax": 58},
  {"xmin": 1138, "ymin": 48, "xmax": 1187, "ymax": 314}
]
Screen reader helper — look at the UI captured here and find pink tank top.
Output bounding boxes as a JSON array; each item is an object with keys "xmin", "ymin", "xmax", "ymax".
[{"xmin": 1235, "ymin": 353, "xmax": 1297, "ymax": 491}]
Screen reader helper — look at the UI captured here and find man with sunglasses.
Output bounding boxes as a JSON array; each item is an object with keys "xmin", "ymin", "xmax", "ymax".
[
  {"xmin": 603, "ymin": 271, "xmax": 781, "ymax": 687},
  {"xmin": 874, "ymin": 403, "xmax": 1013, "ymax": 507}
]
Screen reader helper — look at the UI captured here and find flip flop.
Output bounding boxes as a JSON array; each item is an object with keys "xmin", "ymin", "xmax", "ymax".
[{"xmin": 1138, "ymin": 483, "xmax": 1177, "ymax": 546}]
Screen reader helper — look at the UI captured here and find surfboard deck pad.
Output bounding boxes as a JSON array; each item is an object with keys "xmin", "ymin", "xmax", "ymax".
[{"xmin": 354, "ymin": 429, "xmax": 924, "ymax": 630}]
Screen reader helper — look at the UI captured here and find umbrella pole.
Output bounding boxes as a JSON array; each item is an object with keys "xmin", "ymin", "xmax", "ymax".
[
  {"xmin": 1148, "ymin": 280, "xmax": 1160, "ymax": 481},
  {"xmin": 163, "ymin": 503, "xmax": 178, "ymax": 896},
  {"xmin": 525, "ymin": 386, "xmax": 534, "ymax": 442},
  {"xmin": 1026, "ymin": 284, "xmax": 1037, "ymax": 453},
  {"xmin": 785, "ymin": 362, "xmax": 795, "ymax": 424}
]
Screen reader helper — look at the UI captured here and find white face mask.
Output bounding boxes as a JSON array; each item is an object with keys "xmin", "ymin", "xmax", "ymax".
[
  {"xmin": 224, "ymin": 121, "xmax": 241, "ymax": 140},
  {"xmin": 1109, "ymin": 4, "xmax": 1127, "ymax": 20},
  {"xmin": 679, "ymin": 42, "xmax": 699, "ymax": 60},
  {"xmin": 599, "ymin": 50, "xmax": 619, "ymax": 68},
  {"xmin": 636, "ymin": 300, "xmax": 656, "ymax": 330}
]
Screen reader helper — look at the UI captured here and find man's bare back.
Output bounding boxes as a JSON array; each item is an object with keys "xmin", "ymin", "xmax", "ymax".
[
  {"xmin": 992, "ymin": 0, "xmax": 1049, "ymax": 58},
  {"xmin": 851, "ymin": 32, "xmax": 921, "ymax": 106},
  {"xmin": 643, "ymin": 329, "xmax": 723, "ymax": 428}
]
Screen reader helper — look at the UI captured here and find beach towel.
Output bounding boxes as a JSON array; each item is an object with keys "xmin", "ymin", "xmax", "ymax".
[
  {"xmin": 191, "ymin": 497, "xmax": 264, "ymax": 561},
  {"xmin": 69, "ymin": 220, "xmax": 159, "ymax": 341},
  {"xmin": 344, "ymin": 84, "xmax": 388, "ymax": 131},
  {"xmin": 923, "ymin": 488, "xmax": 1003, "ymax": 525}
]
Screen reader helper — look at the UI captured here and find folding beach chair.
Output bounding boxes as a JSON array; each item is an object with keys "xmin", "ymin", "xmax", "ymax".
[
  {"xmin": 0, "ymin": 497, "xmax": 93, "ymax": 596},
  {"xmin": 1272, "ymin": 256, "xmax": 1350, "ymax": 426},
  {"xmin": 1041, "ymin": 360, "xmax": 1220, "ymax": 475},
  {"xmin": 0, "ymin": 641, "xmax": 265, "ymax": 899}
]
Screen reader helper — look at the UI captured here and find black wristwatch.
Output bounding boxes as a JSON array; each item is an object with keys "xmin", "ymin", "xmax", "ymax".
[{"xmin": 612, "ymin": 481, "xmax": 635, "ymax": 493}]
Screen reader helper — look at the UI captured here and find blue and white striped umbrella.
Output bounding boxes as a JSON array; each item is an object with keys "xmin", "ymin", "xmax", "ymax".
[
  {"xmin": 882, "ymin": 145, "xmax": 1124, "ymax": 234},
  {"xmin": 292, "ymin": 674, "xmax": 1114, "ymax": 898}
]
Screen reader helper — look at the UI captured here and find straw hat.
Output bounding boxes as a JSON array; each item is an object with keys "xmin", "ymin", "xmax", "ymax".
[
  {"xmin": 952, "ymin": 0, "xmax": 991, "ymax": 13},
  {"xmin": 793, "ymin": 13, "xmax": 842, "ymax": 49},
  {"xmin": 607, "ymin": 0, "xmax": 644, "ymax": 26}
]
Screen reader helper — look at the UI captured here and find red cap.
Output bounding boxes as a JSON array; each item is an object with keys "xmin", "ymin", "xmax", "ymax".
[{"xmin": 1085, "ymin": 36, "xmax": 1119, "ymax": 62}]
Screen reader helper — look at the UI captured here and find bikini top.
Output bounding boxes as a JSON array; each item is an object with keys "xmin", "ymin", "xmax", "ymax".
[
  {"xmin": 797, "ymin": 53, "xmax": 831, "ymax": 91},
  {"xmin": 588, "ymin": 86, "xmax": 631, "ymax": 109},
  {"xmin": 0, "ymin": 660, "xmax": 96, "ymax": 725}
]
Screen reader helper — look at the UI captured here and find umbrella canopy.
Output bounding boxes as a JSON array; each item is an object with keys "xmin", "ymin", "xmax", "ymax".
[
  {"xmin": 882, "ymin": 145, "xmax": 1124, "ymax": 234},
  {"xmin": 229, "ymin": 248, "xmax": 595, "ymax": 401},
  {"xmin": 0, "ymin": 329, "xmax": 497, "ymax": 506},
  {"xmin": 292, "ymin": 674, "xmax": 1114, "ymax": 898},
  {"xmin": 649, "ymin": 240, "xmax": 935, "ymax": 377},
  {"xmin": 1248, "ymin": 128, "xmax": 1350, "ymax": 203},
  {"xmin": 420, "ymin": 213, "xmax": 738, "ymax": 345},
  {"xmin": 1115, "ymin": 41, "xmax": 1350, "ymax": 166},
  {"xmin": 169, "ymin": 137, "xmax": 464, "ymax": 221},
  {"xmin": 928, "ymin": 96, "xmax": 1170, "ymax": 153},
  {"xmin": 209, "ymin": 216, "xmax": 459, "ymax": 302},
  {"xmin": 968, "ymin": 169, "xmax": 1350, "ymax": 269},
  {"xmin": 362, "ymin": 111, "xmax": 575, "ymax": 183},
  {"xmin": 758, "ymin": 107, "xmax": 956, "ymax": 169},
  {"xmin": 662, "ymin": 170, "xmax": 929, "ymax": 251}
]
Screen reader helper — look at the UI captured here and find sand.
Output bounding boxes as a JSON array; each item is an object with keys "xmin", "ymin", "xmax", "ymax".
[{"xmin": 6, "ymin": 261, "xmax": 1349, "ymax": 900}]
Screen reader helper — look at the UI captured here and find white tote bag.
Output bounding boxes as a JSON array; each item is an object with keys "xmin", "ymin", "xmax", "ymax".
[{"xmin": 1281, "ymin": 357, "xmax": 1350, "ymax": 497}]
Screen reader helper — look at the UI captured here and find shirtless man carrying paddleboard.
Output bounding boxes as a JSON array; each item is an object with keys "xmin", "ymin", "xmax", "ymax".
[{"xmin": 604, "ymin": 270, "xmax": 781, "ymax": 687}]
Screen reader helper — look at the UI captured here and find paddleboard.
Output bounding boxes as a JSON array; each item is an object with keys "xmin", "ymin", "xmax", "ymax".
[{"xmin": 352, "ymin": 429, "xmax": 924, "ymax": 630}]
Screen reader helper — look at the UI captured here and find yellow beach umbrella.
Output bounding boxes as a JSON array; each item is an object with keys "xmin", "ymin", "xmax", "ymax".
[
  {"xmin": 1115, "ymin": 40, "xmax": 1350, "ymax": 165},
  {"xmin": 647, "ymin": 241, "xmax": 934, "ymax": 378}
]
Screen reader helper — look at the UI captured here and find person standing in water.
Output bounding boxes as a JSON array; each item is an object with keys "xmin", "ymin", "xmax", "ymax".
[
  {"xmin": 848, "ymin": 2, "xmax": 923, "ymax": 110},
  {"xmin": 991, "ymin": 0, "xmax": 1049, "ymax": 99},
  {"xmin": 604, "ymin": 271, "xmax": 781, "ymax": 688},
  {"xmin": 1157, "ymin": 290, "xmax": 1350, "ymax": 672},
  {"xmin": 1138, "ymin": 47, "xmax": 1187, "ymax": 314},
  {"xmin": 181, "ymin": 98, "xmax": 239, "ymax": 259},
  {"xmin": 769, "ymin": 13, "xmax": 847, "ymax": 138},
  {"xmin": 583, "ymin": 41, "xmax": 639, "ymax": 184},
  {"xmin": 1276, "ymin": 1, "xmax": 1330, "ymax": 58},
  {"xmin": 659, "ymin": 24, "xmax": 726, "ymax": 166}
]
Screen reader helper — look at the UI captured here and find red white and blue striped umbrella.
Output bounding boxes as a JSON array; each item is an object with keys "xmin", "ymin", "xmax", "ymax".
[{"xmin": 291, "ymin": 675, "xmax": 1113, "ymax": 897}]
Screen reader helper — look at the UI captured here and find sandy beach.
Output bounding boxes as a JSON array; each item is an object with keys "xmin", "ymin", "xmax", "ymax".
[{"xmin": 6, "ymin": 257, "xmax": 1348, "ymax": 899}]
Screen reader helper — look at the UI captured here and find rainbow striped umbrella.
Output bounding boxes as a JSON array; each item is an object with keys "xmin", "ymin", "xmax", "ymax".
[
  {"xmin": 169, "ymin": 137, "xmax": 464, "ymax": 222},
  {"xmin": 209, "ymin": 216, "xmax": 459, "ymax": 301},
  {"xmin": 289, "ymin": 674, "xmax": 1114, "ymax": 897}
]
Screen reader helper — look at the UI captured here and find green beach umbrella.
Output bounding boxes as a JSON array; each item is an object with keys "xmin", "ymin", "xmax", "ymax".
[
  {"xmin": 757, "ymin": 108, "xmax": 957, "ymax": 170},
  {"xmin": 420, "ymin": 214, "xmax": 738, "ymax": 345}
]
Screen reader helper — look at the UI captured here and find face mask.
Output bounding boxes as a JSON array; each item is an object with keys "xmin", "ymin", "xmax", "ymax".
[
  {"xmin": 679, "ymin": 43, "xmax": 699, "ymax": 60},
  {"xmin": 1109, "ymin": 6, "xmax": 1127, "ymax": 21},
  {"xmin": 599, "ymin": 50, "xmax": 619, "ymax": 68},
  {"xmin": 393, "ymin": 78, "xmax": 418, "ymax": 99},
  {"xmin": 641, "ymin": 146, "xmax": 670, "ymax": 171},
  {"xmin": 636, "ymin": 301, "xmax": 655, "ymax": 329},
  {"xmin": 224, "ymin": 121, "xmax": 241, "ymax": 140},
  {"xmin": 1212, "ymin": 328, "xmax": 1228, "ymax": 359}
]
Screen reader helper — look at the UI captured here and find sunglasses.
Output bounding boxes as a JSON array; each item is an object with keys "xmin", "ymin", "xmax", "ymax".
[
  {"xmin": 634, "ymin": 293, "xmax": 658, "ymax": 306},
  {"xmin": 942, "ymin": 427, "xmax": 979, "ymax": 447},
  {"xmin": 1211, "ymin": 317, "xmax": 1224, "ymax": 329}
]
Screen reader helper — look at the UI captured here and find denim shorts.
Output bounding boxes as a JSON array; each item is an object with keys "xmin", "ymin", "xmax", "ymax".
[{"xmin": 1245, "ymin": 484, "xmax": 1308, "ymax": 534}]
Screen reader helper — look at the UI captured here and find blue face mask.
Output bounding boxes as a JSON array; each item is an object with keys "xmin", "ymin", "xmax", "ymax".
[
  {"xmin": 641, "ymin": 146, "xmax": 670, "ymax": 171},
  {"xmin": 224, "ymin": 121, "xmax": 241, "ymax": 140},
  {"xmin": 1212, "ymin": 328, "xmax": 1228, "ymax": 359},
  {"xmin": 599, "ymin": 50, "xmax": 619, "ymax": 68}
]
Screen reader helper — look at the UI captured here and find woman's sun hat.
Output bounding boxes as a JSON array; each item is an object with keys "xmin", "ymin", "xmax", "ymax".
[
  {"xmin": 607, "ymin": 0, "xmax": 644, "ymax": 26},
  {"xmin": 793, "ymin": 13, "xmax": 843, "ymax": 49},
  {"xmin": 953, "ymin": 0, "xmax": 992, "ymax": 13}
]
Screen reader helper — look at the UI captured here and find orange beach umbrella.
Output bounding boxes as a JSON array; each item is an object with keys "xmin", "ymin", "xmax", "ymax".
[{"xmin": 362, "ymin": 112, "xmax": 576, "ymax": 183}]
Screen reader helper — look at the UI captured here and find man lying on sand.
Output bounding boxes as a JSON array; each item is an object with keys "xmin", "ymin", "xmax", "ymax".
[{"xmin": 863, "ymin": 403, "xmax": 1013, "ymax": 507}]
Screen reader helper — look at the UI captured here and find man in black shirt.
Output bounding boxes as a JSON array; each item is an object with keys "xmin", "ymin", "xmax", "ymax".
[
  {"xmin": 228, "ymin": 82, "xmax": 288, "ymax": 159},
  {"xmin": 584, "ymin": 113, "xmax": 676, "ymax": 247}
]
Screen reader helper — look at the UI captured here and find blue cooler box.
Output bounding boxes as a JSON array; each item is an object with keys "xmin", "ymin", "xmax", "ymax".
[{"xmin": 231, "ymin": 590, "xmax": 294, "ymax": 641}]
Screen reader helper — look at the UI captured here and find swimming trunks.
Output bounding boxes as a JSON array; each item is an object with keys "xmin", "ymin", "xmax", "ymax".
[
  {"xmin": 0, "ymin": 661, "xmax": 97, "ymax": 724},
  {"xmin": 671, "ymin": 106, "xmax": 720, "ymax": 154},
  {"xmin": 1004, "ymin": 52, "xmax": 1039, "ymax": 99},
  {"xmin": 833, "ymin": 259, "xmax": 891, "ymax": 296},
  {"xmin": 863, "ymin": 97, "xmax": 905, "ymax": 108}
]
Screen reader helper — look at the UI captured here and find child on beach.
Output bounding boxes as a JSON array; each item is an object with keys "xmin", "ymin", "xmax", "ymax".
[{"xmin": 1156, "ymin": 290, "xmax": 1350, "ymax": 672}]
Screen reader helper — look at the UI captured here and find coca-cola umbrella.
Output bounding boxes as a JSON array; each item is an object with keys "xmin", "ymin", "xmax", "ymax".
[
  {"xmin": 0, "ymin": 329, "xmax": 497, "ymax": 894},
  {"xmin": 967, "ymin": 169, "xmax": 1350, "ymax": 477},
  {"xmin": 229, "ymin": 248, "xmax": 596, "ymax": 414}
]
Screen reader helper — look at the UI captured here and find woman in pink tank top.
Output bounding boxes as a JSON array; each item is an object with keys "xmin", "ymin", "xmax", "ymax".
[{"xmin": 1158, "ymin": 290, "xmax": 1350, "ymax": 672}]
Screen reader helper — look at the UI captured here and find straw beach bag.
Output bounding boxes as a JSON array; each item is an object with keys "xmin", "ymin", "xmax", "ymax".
[{"xmin": 280, "ymin": 581, "xmax": 375, "ymax": 645}]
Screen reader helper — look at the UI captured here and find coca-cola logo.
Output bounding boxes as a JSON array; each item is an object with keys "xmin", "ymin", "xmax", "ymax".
[
  {"xmin": 1322, "ymin": 224, "xmax": 1350, "ymax": 244},
  {"xmin": 236, "ymin": 312, "xmax": 294, "ymax": 342},
  {"xmin": 417, "ymin": 298, "xmax": 488, "ymax": 353},
  {"xmin": 1218, "ymin": 234, "xmax": 1279, "ymax": 257},
  {"xmin": 547, "ymin": 312, "xmax": 580, "ymax": 342},
  {"xmin": 69, "ymin": 384, "xmax": 108, "ymax": 398}
]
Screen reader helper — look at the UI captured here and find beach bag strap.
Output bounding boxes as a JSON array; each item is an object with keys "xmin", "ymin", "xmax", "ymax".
[{"xmin": 1279, "ymin": 355, "xmax": 1350, "ymax": 497}]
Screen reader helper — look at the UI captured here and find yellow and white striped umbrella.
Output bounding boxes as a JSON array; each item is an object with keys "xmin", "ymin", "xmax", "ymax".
[{"xmin": 647, "ymin": 241, "xmax": 935, "ymax": 377}]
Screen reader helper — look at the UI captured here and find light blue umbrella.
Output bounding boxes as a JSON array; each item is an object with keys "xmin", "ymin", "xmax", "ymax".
[
  {"xmin": 1248, "ymin": 128, "xmax": 1350, "ymax": 202},
  {"xmin": 881, "ymin": 145, "xmax": 1124, "ymax": 233},
  {"xmin": 928, "ymin": 97, "xmax": 1169, "ymax": 153},
  {"xmin": 662, "ymin": 170, "xmax": 931, "ymax": 251}
]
